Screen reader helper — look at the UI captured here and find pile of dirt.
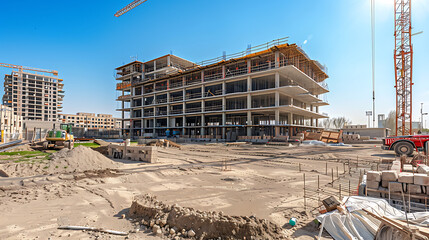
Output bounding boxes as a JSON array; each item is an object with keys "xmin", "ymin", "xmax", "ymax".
[
  {"xmin": 0, "ymin": 146, "xmax": 120, "ymax": 177},
  {"xmin": 129, "ymin": 194, "xmax": 286, "ymax": 239}
]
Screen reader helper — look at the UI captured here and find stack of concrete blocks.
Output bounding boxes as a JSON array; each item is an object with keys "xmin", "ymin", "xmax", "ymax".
[
  {"xmin": 366, "ymin": 165, "xmax": 429, "ymax": 201},
  {"xmin": 108, "ymin": 144, "xmax": 158, "ymax": 163}
]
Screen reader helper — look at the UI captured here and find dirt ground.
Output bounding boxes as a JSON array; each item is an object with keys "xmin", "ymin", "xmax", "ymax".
[{"xmin": 0, "ymin": 143, "xmax": 395, "ymax": 239}]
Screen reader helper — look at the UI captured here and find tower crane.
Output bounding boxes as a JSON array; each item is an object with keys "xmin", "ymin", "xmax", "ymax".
[
  {"xmin": 394, "ymin": 0, "xmax": 413, "ymax": 136},
  {"xmin": 115, "ymin": 0, "xmax": 149, "ymax": 17}
]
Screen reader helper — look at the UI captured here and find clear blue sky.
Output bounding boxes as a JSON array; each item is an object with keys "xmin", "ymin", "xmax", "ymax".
[{"xmin": 1, "ymin": 0, "xmax": 428, "ymax": 126}]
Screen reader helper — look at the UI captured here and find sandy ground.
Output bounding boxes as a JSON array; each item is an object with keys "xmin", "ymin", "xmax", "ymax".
[{"xmin": 0, "ymin": 143, "xmax": 395, "ymax": 239}]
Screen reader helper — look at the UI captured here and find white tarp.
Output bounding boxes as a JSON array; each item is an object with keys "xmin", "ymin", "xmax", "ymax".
[{"xmin": 316, "ymin": 196, "xmax": 429, "ymax": 240}]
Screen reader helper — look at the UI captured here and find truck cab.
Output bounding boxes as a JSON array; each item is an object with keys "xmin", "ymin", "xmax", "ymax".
[{"xmin": 382, "ymin": 135, "xmax": 429, "ymax": 156}]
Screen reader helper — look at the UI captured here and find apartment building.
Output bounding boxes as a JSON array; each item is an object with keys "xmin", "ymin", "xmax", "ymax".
[
  {"xmin": 0, "ymin": 104, "xmax": 22, "ymax": 142},
  {"xmin": 60, "ymin": 112, "xmax": 120, "ymax": 129},
  {"xmin": 115, "ymin": 39, "xmax": 329, "ymax": 139},
  {"xmin": 3, "ymin": 71, "xmax": 63, "ymax": 121}
]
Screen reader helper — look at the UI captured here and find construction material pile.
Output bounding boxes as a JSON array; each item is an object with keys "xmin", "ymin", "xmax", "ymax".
[
  {"xmin": 0, "ymin": 146, "xmax": 120, "ymax": 177},
  {"xmin": 366, "ymin": 163, "xmax": 429, "ymax": 200},
  {"xmin": 129, "ymin": 194, "xmax": 285, "ymax": 239},
  {"xmin": 146, "ymin": 139, "xmax": 181, "ymax": 149}
]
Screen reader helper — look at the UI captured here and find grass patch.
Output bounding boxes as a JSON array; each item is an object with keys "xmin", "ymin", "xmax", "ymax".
[
  {"xmin": 74, "ymin": 142, "xmax": 100, "ymax": 148},
  {"xmin": 0, "ymin": 151, "xmax": 41, "ymax": 156},
  {"xmin": 1, "ymin": 150, "xmax": 51, "ymax": 163}
]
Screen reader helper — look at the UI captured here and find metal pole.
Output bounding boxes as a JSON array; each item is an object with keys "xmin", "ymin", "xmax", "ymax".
[
  {"xmin": 331, "ymin": 168, "xmax": 334, "ymax": 184},
  {"xmin": 339, "ymin": 184, "xmax": 342, "ymax": 200},
  {"xmin": 303, "ymin": 173, "xmax": 306, "ymax": 211},
  {"xmin": 343, "ymin": 162, "xmax": 346, "ymax": 174},
  {"xmin": 325, "ymin": 161, "xmax": 328, "ymax": 175},
  {"xmin": 336, "ymin": 166, "xmax": 339, "ymax": 179}
]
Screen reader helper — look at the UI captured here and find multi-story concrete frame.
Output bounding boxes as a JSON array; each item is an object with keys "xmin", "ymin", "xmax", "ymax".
[
  {"xmin": 116, "ymin": 40, "xmax": 329, "ymax": 139},
  {"xmin": 60, "ymin": 112, "xmax": 120, "ymax": 129},
  {"xmin": 3, "ymin": 71, "xmax": 64, "ymax": 121}
]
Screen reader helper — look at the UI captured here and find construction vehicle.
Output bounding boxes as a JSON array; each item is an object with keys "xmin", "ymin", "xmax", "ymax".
[
  {"xmin": 43, "ymin": 124, "xmax": 74, "ymax": 149},
  {"xmin": 382, "ymin": 135, "xmax": 429, "ymax": 156}
]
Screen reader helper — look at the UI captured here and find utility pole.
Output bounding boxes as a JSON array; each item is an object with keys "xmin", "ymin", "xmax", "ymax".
[{"xmin": 371, "ymin": 0, "xmax": 376, "ymax": 129}]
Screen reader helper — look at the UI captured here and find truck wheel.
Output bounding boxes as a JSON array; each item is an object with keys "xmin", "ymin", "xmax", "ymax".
[
  {"xmin": 394, "ymin": 142, "xmax": 414, "ymax": 156},
  {"xmin": 64, "ymin": 141, "xmax": 70, "ymax": 149},
  {"xmin": 42, "ymin": 141, "xmax": 48, "ymax": 150}
]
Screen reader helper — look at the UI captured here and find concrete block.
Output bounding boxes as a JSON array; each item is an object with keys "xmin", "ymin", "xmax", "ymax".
[
  {"xmin": 403, "ymin": 164, "xmax": 414, "ymax": 172},
  {"xmin": 407, "ymin": 184, "xmax": 423, "ymax": 194},
  {"xmin": 381, "ymin": 180, "xmax": 389, "ymax": 188},
  {"xmin": 367, "ymin": 171, "xmax": 382, "ymax": 182},
  {"xmin": 414, "ymin": 174, "xmax": 429, "ymax": 186},
  {"xmin": 417, "ymin": 165, "xmax": 429, "ymax": 174},
  {"xmin": 398, "ymin": 172, "xmax": 414, "ymax": 184},
  {"xmin": 381, "ymin": 170, "xmax": 398, "ymax": 182},
  {"xmin": 367, "ymin": 180, "xmax": 380, "ymax": 189},
  {"xmin": 389, "ymin": 182, "xmax": 404, "ymax": 193}
]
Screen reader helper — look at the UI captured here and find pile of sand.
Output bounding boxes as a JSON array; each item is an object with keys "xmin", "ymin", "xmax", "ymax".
[
  {"xmin": 0, "ymin": 146, "xmax": 120, "ymax": 177},
  {"xmin": 129, "ymin": 194, "xmax": 286, "ymax": 239}
]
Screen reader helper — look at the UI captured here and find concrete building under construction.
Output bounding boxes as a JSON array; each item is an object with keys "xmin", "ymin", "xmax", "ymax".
[
  {"xmin": 115, "ymin": 38, "xmax": 329, "ymax": 139},
  {"xmin": 3, "ymin": 70, "xmax": 64, "ymax": 121}
]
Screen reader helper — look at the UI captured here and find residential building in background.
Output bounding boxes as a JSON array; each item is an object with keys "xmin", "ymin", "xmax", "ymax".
[
  {"xmin": 116, "ymin": 39, "xmax": 329, "ymax": 139},
  {"xmin": 60, "ymin": 112, "xmax": 120, "ymax": 129},
  {"xmin": 3, "ymin": 71, "xmax": 64, "ymax": 121},
  {"xmin": 0, "ymin": 104, "xmax": 22, "ymax": 142}
]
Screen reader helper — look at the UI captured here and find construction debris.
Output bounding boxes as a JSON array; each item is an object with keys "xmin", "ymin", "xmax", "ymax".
[
  {"xmin": 58, "ymin": 226, "xmax": 128, "ymax": 236},
  {"xmin": 129, "ymin": 194, "xmax": 286, "ymax": 239}
]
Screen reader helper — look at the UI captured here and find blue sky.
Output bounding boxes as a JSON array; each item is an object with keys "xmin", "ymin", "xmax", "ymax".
[{"xmin": 1, "ymin": 0, "xmax": 428, "ymax": 126}]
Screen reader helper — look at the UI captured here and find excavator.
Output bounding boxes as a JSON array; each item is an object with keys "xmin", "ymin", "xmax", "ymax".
[{"xmin": 43, "ymin": 123, "xmax": 74, "ymax": 149}]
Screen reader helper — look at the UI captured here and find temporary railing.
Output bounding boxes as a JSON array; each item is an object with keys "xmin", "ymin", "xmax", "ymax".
[
  {"xmin": 155, "ymin": 98, "xmax": 168, "ymax": 104},
  {"xmin": 185, "ymin": 92, "xmax": 202, "ymax": 100},
  {"xmin": 169, "ymin": 81, "xmax": 183, "ymax": 89},
  {"xmin": 144, "ymin": 112, "xmax": 154, "ymax": 117},
  {"xmin": 185, "ymin": 107, "xmax": 202, "ymax": 113},
  {"xmin": 170, "ymin": 109, "xmax": 183, "ymax": 115},
  {"xmin": 195, "ymin": 37, "xmax": 289, "ymax": 67},
  {"xmin": 170, "ymin": 95, "xmax": 184, "ymax": 102},
  {"xmin": 204, "ymin": 72, "xmax": 223, "ymax": 82},
  {"xmin": 204, "ymin": 105, "xmax": 223, "ymax": 112},
  {"xmin": 204, "ymin": 89, "xmax": 223, "ymax": 97}
]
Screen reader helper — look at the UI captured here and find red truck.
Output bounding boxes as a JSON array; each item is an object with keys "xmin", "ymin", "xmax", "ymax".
[{"xmin": 382, "ymin": 135, "xmax": 429, "ymax": 156}]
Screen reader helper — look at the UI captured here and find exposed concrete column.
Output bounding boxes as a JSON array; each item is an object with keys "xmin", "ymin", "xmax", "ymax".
[
  {"xmin": 201, "ymin": 85, "xmax": 205, "ymax": 98},
  {"xmin": 183, "ymin": 88, "xmax": 186, "ymax": 101},
  {"xmin": 247, "ymin": 111, "xmax": 252, "ymax": 136},
  {"xmin": 167, "ymin": 117, "xmax": 170, "ymax": 128},
  {"xmin": 247, "ymin": 76, "xmax": 251, "ymax": 91},
  {"xmin": 275, "ymin": 51, "xmax": 280, "ymax": 68},
  {"xmin": 290, "ymin": 97, "xmax": 294, "ymax": 106},
  {"xmin": 222, "ymin": 82, "xmax": 226, "ymax": 95},
  {"xmin": 201, "ymin": 100, "xmax": 205, "ymax": 112},
  {"xmin": 222, "ymin": 112, "xmax": 226, "ymax": 139},
  {"xmin": 222, "ymin": 97, "xmax": 226, "ymax": 111},
  {"xmin": 289, "ymin": 112, "xmax": 294, "ymax": 125},
  {"xmin": 275, "ymin": 72, "xmax": 280, "ymax": 88},
  {"xmin": 316, "ymin": 119, "xmax": 319, "ymax": 127},
  {"xmin": 182, "ymin": 115, "xmax": 186, "ymax": 135},
  {"xmin": 201, "ymin": 70, "xmax": 204, "ymax": 82},
  {"xmin": 167, "ymin": 56, "xmax": 171, "ymax": 67},
  {"xmin": 275, "ymin": 91, "xmax": 279, "ymax": 107},
  {"xmin": 247, "ymin": 94, "xmax": 251, "ymax": 109},
  {"xmin": 201, "ymin": 114, "xmax": 205, "ymax": 135},
  {"xmin": 275, "ymin": 109, "xmax": 280, "ymax": 136},
  {"xmin": 154, "ymin": 60, "xmax": 157, "ymax": 71}
]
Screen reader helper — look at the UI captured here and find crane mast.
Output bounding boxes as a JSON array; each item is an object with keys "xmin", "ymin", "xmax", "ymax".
[{"xmin": 394, "ymin": 0, "xmax": 413, "ymax": 136}]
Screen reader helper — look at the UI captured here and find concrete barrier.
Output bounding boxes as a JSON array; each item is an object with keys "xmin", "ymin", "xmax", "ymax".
[{"xmin": 108, "ymin": 144, "xmax": 158, "ymax": 163}]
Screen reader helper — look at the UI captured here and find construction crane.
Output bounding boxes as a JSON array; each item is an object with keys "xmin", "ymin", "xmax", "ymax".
[
  {"xmin": 114, "ymin": 0, "xmax": 149, "ymax": 17},
  {"xmin": 0, "ymin": 63, "xmax": 58, "ymax": 117},
  {"xmin": 394, "ymin": 0, "xmax": 413, "ymax": 136}
]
